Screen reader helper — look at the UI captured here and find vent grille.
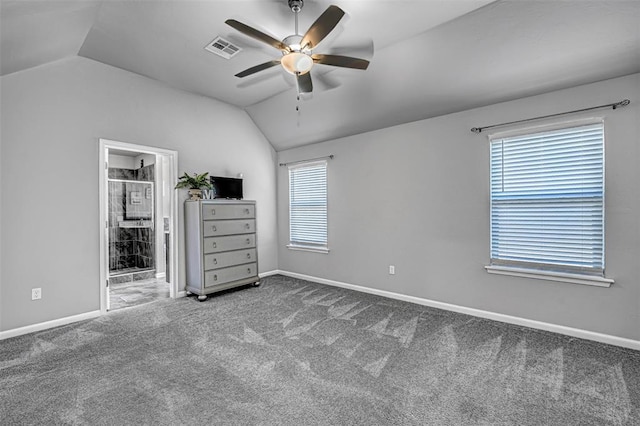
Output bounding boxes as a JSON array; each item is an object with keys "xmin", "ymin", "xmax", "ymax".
[{"xmin": 205, "ymin": 36, "xmax": 242, "ymax": 59}]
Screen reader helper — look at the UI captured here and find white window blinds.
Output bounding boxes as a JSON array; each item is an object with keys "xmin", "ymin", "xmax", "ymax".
[
  {"xmin": 490, "ymin": 123, "xmax": 605, "ymax": 275},
  {"xmin": 289, "ymin": 160, "xmax": 328, "ymax": 249}
]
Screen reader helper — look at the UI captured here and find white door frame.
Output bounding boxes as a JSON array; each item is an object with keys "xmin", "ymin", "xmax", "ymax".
[{"xmin": 98, "ymin": 138, "xmax": 180, "ymax": 314}]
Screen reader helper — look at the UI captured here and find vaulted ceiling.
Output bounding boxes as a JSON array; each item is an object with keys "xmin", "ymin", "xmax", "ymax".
[{"xmin": 2, "ymin": 0, "xmax": 639, "ymax": 151}]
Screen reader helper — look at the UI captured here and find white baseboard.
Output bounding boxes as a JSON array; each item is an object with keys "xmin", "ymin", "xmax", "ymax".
[
  {"xmin": 275, "ymin": 270, "xmax": 640, "ymax": 351},
  {"xmin": 155, "ymin": 272, "xmax": 166, "ymax": 279},
  {"xmin": 0, "ymin": 310, "xmax": 101, "ymax": 340},
  {"xmin": 2, "ymin": 289, "xmax": 190, "ymax": 339},
  {"xmin": 4, "ymin": 272, "xmax": 637, "ymax": 351},
  {"xmin": 259, "ymin": 270, "xmax": 281, "ymax": 279}
]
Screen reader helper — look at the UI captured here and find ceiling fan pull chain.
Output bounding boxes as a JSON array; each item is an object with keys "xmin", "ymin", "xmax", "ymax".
[{"xmin": 296, "ymin": 95, "xmax": 301, "ymax": 126}]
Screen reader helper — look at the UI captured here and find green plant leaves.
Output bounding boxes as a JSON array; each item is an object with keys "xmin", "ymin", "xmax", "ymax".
[{"xmin": 175, "ymin": 172, "xmax": 213, "ymax": 189}]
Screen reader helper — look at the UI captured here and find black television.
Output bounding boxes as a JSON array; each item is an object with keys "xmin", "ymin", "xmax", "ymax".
[{"xmin": 210, "ymin": 176, "xmax": 243, "ymax": 199}]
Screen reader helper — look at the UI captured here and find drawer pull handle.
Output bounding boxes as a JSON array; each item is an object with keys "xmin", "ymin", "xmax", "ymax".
[
  {"xmin": 244, "ymin": 208, "xmax": 250, "ymax": 214},
  {"xmin": 247, "ymin": 268, "xmax": 251, "ymax": 274},
  {"xmin": 211, "ymin": 209, "xmax": 216, "ymax": 215},
  {"xmin": 246, "ymin": 238, "xmax": 251, "ymax": 244},
  {"xmin": 213, "ymin": 274, "xmax": 218, "ymax": 281},
  {"xmin": 212, "ymin": 225, "xmax": 217, "ymax": 232},
  {"xmin": 245, "ymin": 223, "xmax": 250, "ymax": 229},
  {"xmin": 212, "ymin": 242, "xmax": 217, "ymax": 248},
  {"xmin": 246, "ymin": 253, "xmax": 251, "ymax": 259},
  {"xmin": 213, "ymin": 258, "xmax": 217, "ymax": 265}
]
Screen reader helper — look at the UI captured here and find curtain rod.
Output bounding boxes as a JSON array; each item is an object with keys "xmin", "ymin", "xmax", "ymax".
[
  {"xmin": 279, "ymin": 155, "xmax": 334, "ymax": 167},
  {"xmin": 470, "ymin": 99, "xmax": 630, "ymax": 134}
]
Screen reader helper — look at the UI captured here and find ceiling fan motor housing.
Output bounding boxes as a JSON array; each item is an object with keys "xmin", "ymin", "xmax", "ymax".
[{"xmin": 283, "ymin": 35, "xmax": 306, "ymax": 52}]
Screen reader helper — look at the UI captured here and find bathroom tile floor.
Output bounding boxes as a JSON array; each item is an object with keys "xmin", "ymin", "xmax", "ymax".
[{"xmin": 109, "ymin": 278, "xmax": 170, "ymax": 311}]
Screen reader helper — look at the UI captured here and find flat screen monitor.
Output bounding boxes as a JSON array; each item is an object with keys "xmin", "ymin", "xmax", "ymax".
[{"xmin": 210, "ymin": 176, "xmax": 243, "ymax": 199}]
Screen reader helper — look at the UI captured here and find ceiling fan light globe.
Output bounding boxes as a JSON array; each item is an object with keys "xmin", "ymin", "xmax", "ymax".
[{"xmin": 281, "ymin": 52, "xmax": 314, "ymax": 75}]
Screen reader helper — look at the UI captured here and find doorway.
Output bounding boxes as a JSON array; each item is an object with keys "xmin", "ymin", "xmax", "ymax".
[{"xmin": 99, "ymin": 139, "xmax": 179, "ymax": 312}]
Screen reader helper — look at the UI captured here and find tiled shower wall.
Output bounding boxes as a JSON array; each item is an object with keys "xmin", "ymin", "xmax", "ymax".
[
  {"xmin": 109, "ymin": 164, "xmax": 154, "ymax": 181},
  {"xmin": 108, "ymin": 165, "xmax": 155, "ymax": 276}
]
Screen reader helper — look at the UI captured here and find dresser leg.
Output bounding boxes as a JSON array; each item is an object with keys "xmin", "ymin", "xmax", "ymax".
[{"xmin": 197, "ymin": 295, "xmax": 208, "ymax": 302}]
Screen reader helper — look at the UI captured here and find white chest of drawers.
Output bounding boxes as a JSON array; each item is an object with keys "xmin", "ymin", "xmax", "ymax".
[{"xmin": 184, "ymin": 200, "xmax": 259, "ymax": 301}]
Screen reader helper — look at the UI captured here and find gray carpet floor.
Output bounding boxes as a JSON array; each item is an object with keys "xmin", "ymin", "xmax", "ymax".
[{"xmin": 1, "ymin": 275, "xmax": 639, "ymax": 425}]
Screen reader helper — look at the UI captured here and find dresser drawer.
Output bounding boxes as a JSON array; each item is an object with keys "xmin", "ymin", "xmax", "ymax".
[
  {"xmin": 203, "ymin": 219, "xmax": 255, "ymax": 237},
  {"xmin": 204, "ymin": 249, "xmax": 256, "ymax": 270},
  {"xmin": 202, "ymin": 204, "xmax": 255, "ymax": 220},
  {"xmin": 204, "ymin": 263, "xmax": 257, "ymax": 287},
  {"xmin": 203, "ymin": 234, "xmax": 256, "ymax": 253}
]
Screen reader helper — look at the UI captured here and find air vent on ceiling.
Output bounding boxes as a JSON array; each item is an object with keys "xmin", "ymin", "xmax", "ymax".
[{"xmin": 205, "ymin": 36, "xmax": 242, "ymax": 59}]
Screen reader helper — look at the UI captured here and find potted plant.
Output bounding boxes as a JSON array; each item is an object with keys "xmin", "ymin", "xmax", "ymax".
[{"xmin": 175, "ymin": 172, "xmax": 212, "ymax": 200}]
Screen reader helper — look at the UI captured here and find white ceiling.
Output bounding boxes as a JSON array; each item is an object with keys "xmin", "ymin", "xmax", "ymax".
[{"xmin": 2, "ymin": 0, "xmax": 639, "ymax": 151}]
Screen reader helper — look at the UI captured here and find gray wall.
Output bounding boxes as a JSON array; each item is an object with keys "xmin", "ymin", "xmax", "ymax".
[
  {"xmin": 108, "ymin": 154, "xmax": 136, "ymax": 169},
  {"xmin": 277, "ymin": 73, "xmax": 640, "ymax": 341},
  {"xmin": 0, "ymin": 56, "xmax": 278, "ymax": 332}
]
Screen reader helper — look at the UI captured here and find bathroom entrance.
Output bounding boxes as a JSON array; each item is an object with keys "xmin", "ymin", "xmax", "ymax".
[{"xmin": 99, "ymin": 139, "xmax": 179, "ymax": 312}]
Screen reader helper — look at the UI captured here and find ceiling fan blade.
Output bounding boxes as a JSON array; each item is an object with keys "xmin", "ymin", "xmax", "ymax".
[
  {"xmin": 225, "ymin": 19, "xmax": 290, "ymax": 52},
  {"xmin": 235, "ymin": 60, "xmax": 282, "ymax": 78},
  {"xmin": 300, "ymin": 5, "xmax": 345, "ymax": 50},
  {"xmin": 296, "ymin": 72, "xmax": 313, "ymax": 94},
  {"xmin": 311, "ymin": 54, "xmax": 369, "ymax": 70}
]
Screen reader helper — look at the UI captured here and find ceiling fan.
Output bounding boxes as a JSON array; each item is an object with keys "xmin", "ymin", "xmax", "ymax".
[{"xmin": 226, "ymin": 0, "xmax": 370, "ymax": 95}]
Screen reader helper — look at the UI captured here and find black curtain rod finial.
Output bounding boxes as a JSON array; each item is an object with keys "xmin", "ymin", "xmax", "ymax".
[{"xmin": 613, "ymin": 99, "xmax": 631, "ymax": 109}]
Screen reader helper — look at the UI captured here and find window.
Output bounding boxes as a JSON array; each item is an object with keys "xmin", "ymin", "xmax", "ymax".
[
  {"xmin": 487, "ymin": 122, "xmax": 612, "ymax": 286},
  {"xmin": 288, "ymin": 160, "xmax": 328, "ymax": 252}
]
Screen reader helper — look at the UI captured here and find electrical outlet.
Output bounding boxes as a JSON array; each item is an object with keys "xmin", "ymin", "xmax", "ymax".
[
  {"xmin": 31, "ymin": 288, "xmax": 42, "ymax": 300},
  {"xmin": 389, "ymin": 265, "xmax": 395, "ymax": 275}
]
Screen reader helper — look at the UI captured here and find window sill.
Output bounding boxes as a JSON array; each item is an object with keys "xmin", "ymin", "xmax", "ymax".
[
  {"xmin": 287, "ymin": 244, "xmax": 329, "ymax": 254},
  {"xmin": 485, "ymin": 265, "xmax": 614, "ymax": 288}
]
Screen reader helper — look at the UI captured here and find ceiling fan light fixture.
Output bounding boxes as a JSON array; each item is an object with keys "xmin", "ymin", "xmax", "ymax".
[{"xmin": 281, "ymin": 52, "xmax": 313, "ymax": 75}]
